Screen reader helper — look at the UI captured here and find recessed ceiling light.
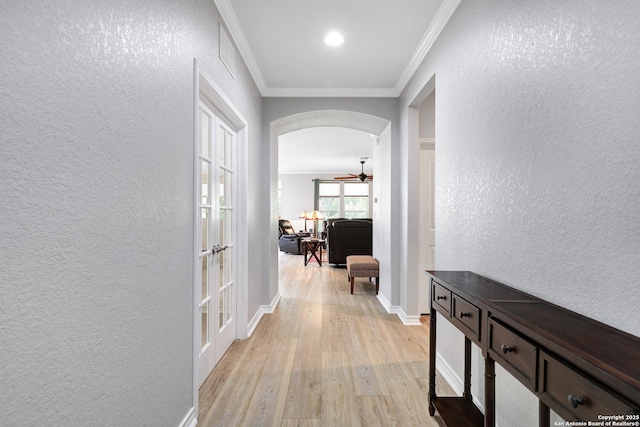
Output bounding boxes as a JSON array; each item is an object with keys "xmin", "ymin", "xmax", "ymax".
[{"xmin": 324, "ymin": 31, "xmax": 344, "ymax": 46}]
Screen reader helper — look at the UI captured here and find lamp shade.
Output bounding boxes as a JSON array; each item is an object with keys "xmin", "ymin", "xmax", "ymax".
[
  {"xmin": 299, "ymin": 210, "xmax": 309, "ymax": 219},
  {"xmin": 309, "ymin": 210, "xmax": 323, "ymax": 220}
]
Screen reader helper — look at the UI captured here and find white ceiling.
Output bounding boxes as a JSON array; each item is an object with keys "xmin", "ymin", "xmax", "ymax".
[
  {"xmin": 215, "ymin": 0, "xmax": 458, "ymax": 173},
  {"xmin": 216, "ymin": 0, "xmax": 458, "ymax": 97},
  {"xmin": 279, "ymin": 127, "xmax": 375, "ymax": 175}
]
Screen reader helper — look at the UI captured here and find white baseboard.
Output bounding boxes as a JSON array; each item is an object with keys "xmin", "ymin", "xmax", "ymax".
[
  {"xmin": 178, "ymin": 407, "xmax": 197, "ymax": 427},
  {"xmin": 376, "ymin": 291, "xmax": 394, "ymax": 313},
  {"xmin": 397, "ymin": 309, "xmax": 422, "ymax": 325},
  {"xmin": 246, "ymin": 292, "xmax": 280, "ymax": 337},
  {"xmin": 435, "ymin": 351, "xmax": 464, "ymax": 395},
  {"xmin": 376, "ymin": 293, "xmax": 422, "ymax": 325}
]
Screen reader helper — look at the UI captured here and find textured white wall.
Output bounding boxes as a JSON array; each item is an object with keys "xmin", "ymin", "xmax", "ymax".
[
  {"xmin": 401, "ymin": 1, "xmax": 640, "ymax": 426},
  {"xmin": 0, "ymin": 1, "xmax": 261, "ymax": 426}
]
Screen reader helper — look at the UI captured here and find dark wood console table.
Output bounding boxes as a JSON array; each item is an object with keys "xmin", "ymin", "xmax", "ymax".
[{"xmin": 425, "ymin": 270, "xmax": 640, "ymax": 427}]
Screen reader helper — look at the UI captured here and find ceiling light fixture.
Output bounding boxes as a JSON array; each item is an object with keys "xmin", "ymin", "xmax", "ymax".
[{"xmin": 324, "ymin": 31, "xmax": 344, "ymax": 46}]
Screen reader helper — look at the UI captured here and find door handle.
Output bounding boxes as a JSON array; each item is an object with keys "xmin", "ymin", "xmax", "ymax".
[{"xmin": 211, "ymin": 244, "xmax": 230, "ymax": 254}]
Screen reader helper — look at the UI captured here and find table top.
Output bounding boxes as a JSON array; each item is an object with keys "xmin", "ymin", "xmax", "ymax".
[{"xmin": 302, "ymin": 238, "xmax": 325, "ymax": 243}]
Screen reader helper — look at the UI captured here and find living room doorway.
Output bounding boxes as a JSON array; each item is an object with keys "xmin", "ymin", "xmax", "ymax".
[{"xmin": 270, "ymin": 110, "xmax": 392, "ymax": 303}]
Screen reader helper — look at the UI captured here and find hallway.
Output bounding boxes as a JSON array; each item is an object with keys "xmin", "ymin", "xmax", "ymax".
[{"xmin": 198, "ymin": 253, "xmax": 451, "ymax": 426}]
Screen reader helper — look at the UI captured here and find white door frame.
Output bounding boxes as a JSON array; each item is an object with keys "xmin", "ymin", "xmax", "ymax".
[
  {"xmin": 418, "ymin": 142, "xmax": 435, "ymax": 314},
  {"xmin": 192, "ymin": 59, "xmax": 249, "ymax": 415}
]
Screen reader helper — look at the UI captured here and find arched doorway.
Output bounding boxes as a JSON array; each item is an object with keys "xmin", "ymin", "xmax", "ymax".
[{"xmin": 269, "ymin": 110, "xmax": 392, "ymax": 301}]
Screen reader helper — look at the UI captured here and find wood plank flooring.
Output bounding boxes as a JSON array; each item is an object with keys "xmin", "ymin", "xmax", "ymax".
[{"xmin": 198, "ymin": 252, "xmax": 453, "ymax": 426}]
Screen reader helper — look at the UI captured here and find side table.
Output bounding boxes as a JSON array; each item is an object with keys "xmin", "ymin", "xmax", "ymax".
[{"xmin": 302, "ymin": 239, "xmax": 325, "ymax": 266}]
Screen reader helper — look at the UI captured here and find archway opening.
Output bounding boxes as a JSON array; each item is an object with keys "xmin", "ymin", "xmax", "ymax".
[{"xmin": 269, "ymin": 110, "xmax": 391, "ymax": 300}]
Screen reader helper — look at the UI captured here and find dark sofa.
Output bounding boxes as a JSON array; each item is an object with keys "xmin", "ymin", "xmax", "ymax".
[{"xmin": 325, "ymin": 218, "xmax": 372, "ymax": 265}]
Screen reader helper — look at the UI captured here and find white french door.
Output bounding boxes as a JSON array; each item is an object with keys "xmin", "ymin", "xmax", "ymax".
[{"xmin": 197, "ymin": 102, "xmax": 237, "ymax": 386}]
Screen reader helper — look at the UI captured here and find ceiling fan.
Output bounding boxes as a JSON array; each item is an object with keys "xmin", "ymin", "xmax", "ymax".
[{"xmin": 334, "ymin": 160, "xmax": 373, "ymax": 181}]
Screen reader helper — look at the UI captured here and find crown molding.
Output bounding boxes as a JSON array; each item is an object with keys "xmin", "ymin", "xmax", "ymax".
[
  {"xmin": 215, "ymin": 0, "xmax": 460, "ymax": 98},
  {"xmin": 262, "ymin": 86, "xmax": 398, "ymax": 98},
  {"xmin": 394, "ymin": 0, "xmax": 461, "ymax": 95}
]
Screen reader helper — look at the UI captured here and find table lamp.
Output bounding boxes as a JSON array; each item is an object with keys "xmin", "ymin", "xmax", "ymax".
[
  {"xmin": 299, "ymin": 210, "xmax": 309, "ymax": 232},
  {"xmin": 308, "ymin": 210, "xmax": 323, "ymax": 238}
]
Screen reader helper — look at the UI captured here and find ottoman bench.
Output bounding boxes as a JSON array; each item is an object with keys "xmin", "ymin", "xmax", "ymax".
[{"xmin": 346, "ymin": 255, "xmax": 379, "ymax": 295}]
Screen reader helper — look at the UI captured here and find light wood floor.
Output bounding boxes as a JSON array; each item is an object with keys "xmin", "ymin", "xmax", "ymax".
[{"xmin": 198, "ymin": 252, "xmax": 453, "ymax": 426}]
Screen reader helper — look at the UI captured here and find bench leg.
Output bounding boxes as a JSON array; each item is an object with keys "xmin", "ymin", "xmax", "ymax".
[
  {"xmin": 350, "ymin": 277, "xmax": 355, "ymax": 294},
  {"xmin": 375, "ymin": 276, "xmax": 379, "ymax": 294}
]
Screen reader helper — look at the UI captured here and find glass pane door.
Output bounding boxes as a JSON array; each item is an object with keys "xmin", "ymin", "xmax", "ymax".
[
  {"xmin": 215, "ymin": 120, "xmax": 235, "ymax": 363},
  {"xmin": 197, "ymin": 102, "xmax": 237, "ymax": 386},
  {"xmin": 198, "ymin": 106, "xmax": 215, "ymax": 386}
]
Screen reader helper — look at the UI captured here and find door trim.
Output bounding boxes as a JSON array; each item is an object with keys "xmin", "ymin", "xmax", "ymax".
[{"xmin": 192, "ymin": 58, "xmax": 249, "ymax": 415}]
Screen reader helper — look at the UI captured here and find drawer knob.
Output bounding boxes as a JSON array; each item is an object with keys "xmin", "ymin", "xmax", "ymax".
[
  {"xmin": 568, "ymin": 394, "xmax": 584, "ymax": 408},
  {"xmin": 501, "ymin": 344, "xmax": 514, "ymax": 354},
  {"xmin": 459, "ymin": 312, "xmax": 471, "ymax": 318},
  {"xmin": 436, "ymin": 295, "xmax": 446, "ymax": 300}
]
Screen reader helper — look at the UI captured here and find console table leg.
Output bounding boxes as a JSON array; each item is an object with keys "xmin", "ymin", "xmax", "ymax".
[
  {"xmin": 539, "ymin": 401, "xmax": 550, "ymax": 427},
  {"xmin": 428, "ymin": 307, "xmax": 437, "ymax": 416},
  {"xmin": 485, "ymin": 356, "xmax": 496, "ymax": 427},
  {"xmin": 463, "ymin": 337, "xmax": 472, "ymax": 401}
]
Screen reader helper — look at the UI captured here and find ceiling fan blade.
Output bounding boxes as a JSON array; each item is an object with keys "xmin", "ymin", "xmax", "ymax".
[{"xmin": 333, "ymin": 176, "xmax": 357, "ymax": 180}]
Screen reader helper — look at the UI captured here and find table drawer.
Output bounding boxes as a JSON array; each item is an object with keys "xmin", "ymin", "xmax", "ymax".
[
  {"xmin": 489, "ymin": 318, "xmax": 537, "ymax": 391},
  {"xmin": 452, "ymin": 294, "xmax": 481, "ymax": 341},
  {"xmin": 432, "ymin": 281, "xmax": 451, "ymax": 315},
  {"xmin": 539, "ymin": 351, "xmax": 635, "ymax": 421}
]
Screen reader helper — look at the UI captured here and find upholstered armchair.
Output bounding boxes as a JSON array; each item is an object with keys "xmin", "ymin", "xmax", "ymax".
[{"xmin": 278, "ymin": 219, "xmax": 309, "ymax": 255}]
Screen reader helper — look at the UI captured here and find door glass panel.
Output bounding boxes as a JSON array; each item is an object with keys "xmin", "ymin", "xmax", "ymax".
[
  {"xmin": 201, "ymin": 209, "xmax": 209, "ymax": 252},
  {"xmin": 201, "ymin": 160, "xmax": 210, "ymax": 205},
  {"xmin": 223, "ymin": 250, "xmax": 232, "ymax": 286},
  {"xmin": 201, "ymin": 111, "xmax": 210, "ymax": 159},
  {"xmin": 224, "ymin": 170, "xmax": 233, "ymax": 206},
  {"xmin": 201, "ymin": 302, "xmax": 208, "ymax": 351},
  {"xmin": 221, "ymin": 210, "xmax": 232, "ymax": 245},
  {"xmin": 201, "ymin": 256, "xmax": 208, "ymax": 301},
  {"xmin": 219, "ymin": 211, "xmax": 225, "ymax": 247},
  {"xmin": 224, "ymin": 131, "xmax": 233, "ymax": 169},
  {"xmin": 218, "ymin": 250, "xmax": 225, "ymax": 289},
  {"xmin": 225, "ymin": 287, "xmax": 231, "ymax": 323},
  {"xmin": 219, "ymin": 296, "xmax": 224, "ymax": 330},
  {"xmin": 219, "ymin": 169, "xmax": 224, "ymax": 204},
  {"xmin": 217, "ymin": 126, "xmax": 225, "ymax": 168}
]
